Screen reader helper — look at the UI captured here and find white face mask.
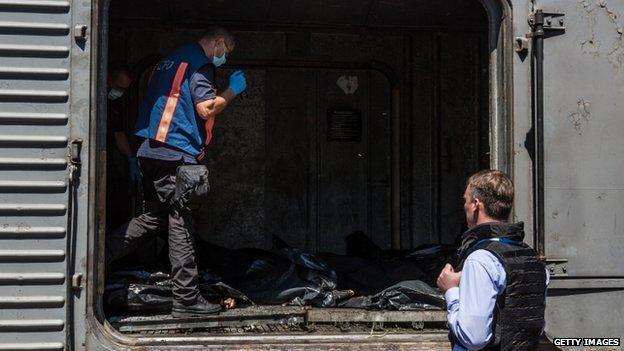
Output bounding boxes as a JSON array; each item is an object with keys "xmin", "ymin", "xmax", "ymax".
[
  {"xmin": 108, "ymin": 88, "xmax": 124, "ymax": 100},
  {"xmin": 212, "ymin": 42, "xmax": 227, "ymax": 67}
]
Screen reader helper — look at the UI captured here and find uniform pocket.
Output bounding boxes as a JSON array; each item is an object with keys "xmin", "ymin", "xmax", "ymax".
[{"xmin": 173, "ymin": 164, "xmax": 210, "ymax": 211}]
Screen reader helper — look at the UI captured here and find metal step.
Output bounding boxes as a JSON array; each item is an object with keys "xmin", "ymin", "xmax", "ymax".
[
  {"xmin": 110, "ymin": 306, "xmax": 447, "ymax": 334},
  {"xmin": 111, "ymin": 306, "xmax": 308, "ymax": 333}
]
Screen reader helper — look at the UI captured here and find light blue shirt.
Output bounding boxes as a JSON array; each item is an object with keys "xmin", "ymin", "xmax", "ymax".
[{"xmin": 444, "ymin": 246, "xmax": 550, "ymax": 351}]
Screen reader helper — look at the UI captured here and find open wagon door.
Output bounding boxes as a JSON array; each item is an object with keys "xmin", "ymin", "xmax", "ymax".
[
  {"xmin": 0, "ymin": 0, "xmax": 91, "ymax": 349},
  {"xmin": 512, "ymin": 0, "xmax": 624, "ymax": 340}
]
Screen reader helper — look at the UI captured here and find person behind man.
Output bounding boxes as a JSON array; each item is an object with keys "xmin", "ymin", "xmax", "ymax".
[
  {"xmin": 437, "ymin": 170, "xmax": 548, "ymax": 350},
  {"xmin": 106, "ymin": 27, "xmax": 247, "ymax": 317},
  {"xmin": 106, "ymin": 63, "xmax": 141, "ymax": 230}
]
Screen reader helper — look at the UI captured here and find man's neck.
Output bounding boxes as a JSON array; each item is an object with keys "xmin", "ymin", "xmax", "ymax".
[{"xmin": 475, "ymin": 217, "xmax": 500, "ymax": 226}]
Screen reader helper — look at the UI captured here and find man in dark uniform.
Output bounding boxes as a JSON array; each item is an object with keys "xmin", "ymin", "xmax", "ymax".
[
  {"xmin": 106, "ymin": 27, "xmax": 247, "ymax": 317},
  {"xmin": 106, "ymin": 64, "xmax": 141, "ymax": 230},
  {"xmin": 437, "ymin": 170, "xmax": 549, "ymax": 350}
]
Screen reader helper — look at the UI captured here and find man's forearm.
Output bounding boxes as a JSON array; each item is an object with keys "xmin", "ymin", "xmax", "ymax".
[
  {"xmin": 213, "ymin": 88, "xmax": 236, "ymax": 115},
  {"xmin": 197, "ymin": 88, "xmax": 236, "ymax": 120}
]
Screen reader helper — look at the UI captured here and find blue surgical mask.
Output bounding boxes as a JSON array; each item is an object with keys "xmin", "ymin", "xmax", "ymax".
[
  {"xmin": 212, "ymin": 42, "xmax": 227, "ymax": 67},
  {"xmin": 108, "ymin": 88, "xmax": 124, "ymax": 100}
]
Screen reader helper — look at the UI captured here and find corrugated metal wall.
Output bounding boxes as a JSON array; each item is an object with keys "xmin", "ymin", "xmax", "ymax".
[{"xmin": 0, "ymin": 0, "xmax": 74, "ymax": 349}]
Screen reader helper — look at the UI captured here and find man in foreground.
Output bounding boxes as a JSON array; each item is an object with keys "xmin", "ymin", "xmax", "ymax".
[
  {"xmin": 106, "ymin": 26, "xmax": 247, "ymax": 317},
  {"xmin": 437, "ymin": 170, "xmax": 548, "ymax": 350}
]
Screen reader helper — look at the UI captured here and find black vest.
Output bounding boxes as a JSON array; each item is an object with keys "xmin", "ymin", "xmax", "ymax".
[{"xmin": 451, "ymin": 222, "xmax": 547, "ymax": 351}]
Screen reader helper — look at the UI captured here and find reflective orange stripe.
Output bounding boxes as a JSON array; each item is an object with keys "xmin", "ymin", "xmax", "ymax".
[
  {"xmin": 204, "ymin": 117, "xmax": 215, "ymax": 146},
  {"xmin": 155, "ymin": 62, "xmax": 188, "ymax": 142}
]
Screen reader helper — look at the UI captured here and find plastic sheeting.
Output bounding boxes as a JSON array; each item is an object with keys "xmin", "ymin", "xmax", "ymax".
[
  {"xmin": 105, "ymin": 234, "xmax": 454, "ymax": 314},
  {"xmin": 339, "ymin": 280, "xmax": 445, "ymax": 310},
  {"xmin": 106, "ymin": 246, "xmax": 353, "ymax": 313}
]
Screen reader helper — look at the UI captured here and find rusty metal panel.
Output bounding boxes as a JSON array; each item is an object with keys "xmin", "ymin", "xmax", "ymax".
[
  {"xmin": 368, "ymin": 71, "xmax": 392, "ymax": 250},
  {"xmin": 407, "ymin": 32, "xmax": 435, "ymax": 248},
  {"xmin": 407, "ymin": 32, "xmax": 489, "ymax": 247},
  {"xmin": 318, "ymin": 70, "xmax": 369, "ymax": 253},
  {"xmin": 264, "ymin": 69, "xmax": 316, "ymax": 250},
  {"xmin": 437, "ymin": 33, "xmax": 486, "ymax": 244},
  {"xmin": 201, "ymin": 69, "xmax": 267, "ymax": 249}
]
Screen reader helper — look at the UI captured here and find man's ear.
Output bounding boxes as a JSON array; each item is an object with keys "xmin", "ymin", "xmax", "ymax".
[{"xmin": 472, "ymin": 197, "xmax": 483, "ymax": 209}]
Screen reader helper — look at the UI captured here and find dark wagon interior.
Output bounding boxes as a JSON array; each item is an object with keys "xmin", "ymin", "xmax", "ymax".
[{"xmin": 101, "ymin": 0, "xmax": 491, "ymax": 336}]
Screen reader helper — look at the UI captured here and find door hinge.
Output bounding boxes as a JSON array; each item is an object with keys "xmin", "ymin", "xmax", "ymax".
[
  {"xmin": 528, "ymin": 11, "xmax": 566, "ymax": 38},
  {"xmin": 543, "ymin": 257, "xmax": 568, "ymax": 277},
  {"xmin": 517, "ymin": 10, "xmax": 566, "ymax": 53},
  {"xmin": 529, "ymin": 12, "xmax": 565, "ymax": 32}
]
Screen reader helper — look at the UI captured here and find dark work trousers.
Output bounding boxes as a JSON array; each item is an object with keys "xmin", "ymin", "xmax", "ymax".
[{"xmin": 106, "ymin": 157, "xmax": 201, "ymax": 303}]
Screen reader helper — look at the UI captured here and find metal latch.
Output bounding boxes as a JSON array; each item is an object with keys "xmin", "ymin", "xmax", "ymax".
[
  {"xmin": 72, "ymin": 273, "xmax": 84, "ymax": 290},
  {"xmin": 543, "ymin": 258, "xmax": 568, "ymax": 277},
  {"xmin": 74, "ymin": 24, "xmax": 88, "ymax": 41},
  {"xmin": 70, "ymin": 139, "xmax": 83, "ymax": 166},
  {"xmin": 69, "ymin": 139, "xmax": 83, "ymax": 182}
]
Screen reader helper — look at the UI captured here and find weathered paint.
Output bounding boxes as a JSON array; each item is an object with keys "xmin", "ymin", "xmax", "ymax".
[{"xmin": 515, "ymin": 0, "xmax": 624, "ymax": 340}]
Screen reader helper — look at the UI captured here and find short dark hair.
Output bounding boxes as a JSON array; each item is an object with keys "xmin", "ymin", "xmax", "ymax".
[
  {"xmin": 108, "ymin": 61, "xmax": 130, "ymax": 79},
  {"xmin": 466, "ymin": 170, "xmax": 514, "ymax": 220},
  {"xmin": 201, "ymin": 26, "xmax": 235, "ymax": 49}
]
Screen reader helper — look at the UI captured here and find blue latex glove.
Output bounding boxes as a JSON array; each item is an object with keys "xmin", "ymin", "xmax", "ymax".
[
  {"xmin": 228, "ymin": 70, "xmax": 247, "ymax": 95},
  {"xmin": 128, "ymin": 156, "xmax": 142, "ymax": 185}
]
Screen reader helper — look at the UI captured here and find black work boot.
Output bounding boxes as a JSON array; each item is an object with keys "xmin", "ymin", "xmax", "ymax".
[{"xmin": 171, "ymin": 296, "xmax": 222, "ymax": 318}]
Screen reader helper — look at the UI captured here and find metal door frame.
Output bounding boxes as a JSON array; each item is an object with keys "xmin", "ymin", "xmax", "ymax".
[{"xmin": 85, "ymin": 0, "xmax": 514, "ymax": 348}]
